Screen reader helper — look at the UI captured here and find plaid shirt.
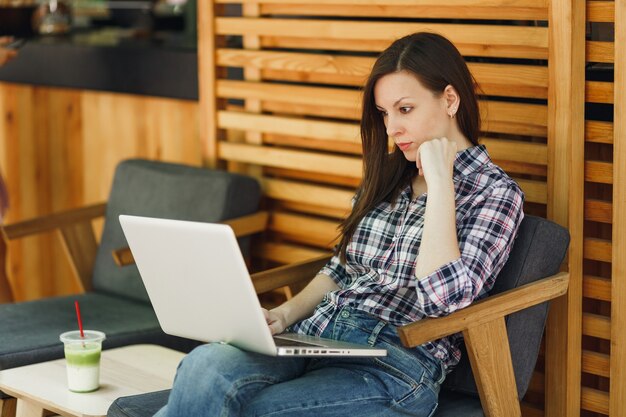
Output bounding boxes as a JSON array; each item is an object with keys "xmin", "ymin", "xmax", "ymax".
[{"xmin": 291, "ymin": 145, "xmax": 525, "ymax": 370}]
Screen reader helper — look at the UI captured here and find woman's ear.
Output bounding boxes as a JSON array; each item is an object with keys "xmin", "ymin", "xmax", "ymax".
[{"xmin": 443, "ymin": 84, "xmax": 460, "ymax": 118}]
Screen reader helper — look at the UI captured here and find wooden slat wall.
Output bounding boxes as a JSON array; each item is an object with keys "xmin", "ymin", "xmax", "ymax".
[
  {"xmin": 196, "ymin": 1, "xmax": 580, "ymax": 415},
  {"xmin": 0, "ymin": 84, "xmax": 201, "ymax": 300}
]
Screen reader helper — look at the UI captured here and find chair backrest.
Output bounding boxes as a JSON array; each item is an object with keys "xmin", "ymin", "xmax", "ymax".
[
  {"xmin": 91, "ymin": 159, "xmax": 262, "ymax": 303},
  {"xmin": 442, "ymin": 215, "xmax": 570, "ymax": 399}
]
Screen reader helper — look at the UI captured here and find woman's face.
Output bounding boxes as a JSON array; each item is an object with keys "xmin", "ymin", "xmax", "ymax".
[{"xmin": 373, "ymin": 70, "xmax": 457, "ymax": 162}]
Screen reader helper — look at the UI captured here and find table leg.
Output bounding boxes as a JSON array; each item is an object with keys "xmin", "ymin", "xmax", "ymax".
[
  {"xmin": 1, "ymin": 397, "xmax": 17, "ymax": 417},
  {"xmin": 15, "ymin": 400, "xmax": 45, "ymax": 417}
]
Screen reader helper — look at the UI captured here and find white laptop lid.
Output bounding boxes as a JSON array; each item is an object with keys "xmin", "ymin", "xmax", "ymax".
[{"xmin": 119, "ymin": 215, "xmax": 278, "ymax": 356}]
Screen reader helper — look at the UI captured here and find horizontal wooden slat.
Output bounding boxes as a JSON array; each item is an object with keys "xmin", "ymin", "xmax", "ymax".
[
  {"xmin": 216, "ymin": 18, "xmax": 548, "ymax": 55},
  {"xmin": 587, "ymin": 1, "xmax": 615, "ymax": 22},
  {"xmin": 257, "ymin": 3, "xmax": 547, "ymax": 20},
  {"xmin": 515, "ymin": 179, "xmax": 548, "ymax": 204},
  {"xmin": 584, "ymin": 237, "xmax": 612, "ymax": 263},
  {"xmin": 581, "ymin": 387, "xmax": 610, "ymax": 415},
  {"xmin": 263, "ymin": 133, "xmax": 361, "ymax": 155},
  {"xmin": 218, "ymin": 111, "xmax": 360, "ymax": 143},
  {"xmin": 261, "ymin": 178, "xmax": 353, "ymax": 212},
  {"xmin": 481, "ymin": 139, "xmax": 547, "ymax": 165},
  {"xmin": 586, "ymin": 120, "xmax": 613, "ymax": 144},
  {"xmin": 586, "ymin": 81, "xmax": 614, "ymax": 104},
  {"xmin": 269, "ymin": 212, "xmax": 340, "ymax": 248},
  {"xmin": 585, "ymin": 160, "xmax": 613, "ymax": 184},
  {"xmin": 583, "ymin": 275, "xmax": 611, "ymax": 302},
  {"xmin": 585, "ymin": 199, "xmax": 612, "ymax": 224},
  {"xmin": 219, "ymin": 142, "xmax": 362, "ymax": 178},
  {"xmin": 587, "ymin": 41, "xmax": 613, "ymax": 63},
  {"xmin": 254, "ymin": 241, "xmax": 328, "ymax": 264},
  {"xmin": 583, "ymin": 313, "xmax": 610, "ymax": 340},
  {"xmin": 274, "ymin": 200, "xmax": 349, "ymax": 220},
  {"xmin": 217, "ymin": 80, "xmax": 548, "ymax": 136},
  {"xmin": 217, "ymin": 50, "xmax": 548, "ymax": 98},
  {"xmin": 217, "ymin": 0, "xmax": 546, "ymax": 5},
  {"xmin": 264, "ymin": 167, "xmax": 361, "ymax": 188},
  {"xmin": 582, "ymin": 350, "xmax": 610, "ymax": 378}
]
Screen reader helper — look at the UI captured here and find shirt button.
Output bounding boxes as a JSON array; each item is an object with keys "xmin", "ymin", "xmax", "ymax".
[
  {"xmin": 340, "ymin": 310, "xmax": 350, "ymax": 318},
  {"xmin": 392, "ymin": 236, "xmax": 398, "ymax": 242}
]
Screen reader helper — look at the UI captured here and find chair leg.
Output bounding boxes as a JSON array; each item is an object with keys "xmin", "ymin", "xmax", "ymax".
[{"xmin": 0, "ymin": 397, "xmax": 17, "ymax": 417}]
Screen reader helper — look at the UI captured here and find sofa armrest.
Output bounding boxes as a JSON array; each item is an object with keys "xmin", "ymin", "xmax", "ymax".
[{"xmin": 1, "ymin": 203, "xmax": 107, "ymax": 294}]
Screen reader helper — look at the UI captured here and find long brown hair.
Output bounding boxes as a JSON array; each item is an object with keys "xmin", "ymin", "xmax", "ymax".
[{"xmin": 336, "ymin": 32, "xmax": 481, "ymax": 262}]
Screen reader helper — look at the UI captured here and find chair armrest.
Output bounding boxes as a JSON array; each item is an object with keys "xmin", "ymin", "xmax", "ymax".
[
  {"xmin": 1, "ymin": 203, "xmax": 107, "ymax": 240},
  {"xmin": 1, "ymin": 203, "xmax": 107, "ymax": 293},
  {"xmin": 251, "ymin": 254, "xmax": 332, "ymax": 294},
  {"xmin": 398, "ymin": 271, "xmax": 569, "ymax": 348},
  {"xmin": 112, "ymin": 211, "xmax": 270, "ymax": 267}
]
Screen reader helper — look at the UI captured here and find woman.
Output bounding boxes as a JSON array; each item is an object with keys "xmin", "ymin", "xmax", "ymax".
[{"xmin": 156, "ymin": 32, "xmax": 524, "ymax": 417}]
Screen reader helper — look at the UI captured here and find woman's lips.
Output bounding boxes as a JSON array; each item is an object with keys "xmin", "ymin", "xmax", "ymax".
[{"xmin": 397, "ymin": 142, "xmax": 412, "ymax": 151}]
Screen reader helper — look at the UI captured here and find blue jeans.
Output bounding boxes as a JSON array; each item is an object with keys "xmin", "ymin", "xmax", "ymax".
[{"xmin": 154, "ymin": 307, "xmax": 445, "ymax": 417}]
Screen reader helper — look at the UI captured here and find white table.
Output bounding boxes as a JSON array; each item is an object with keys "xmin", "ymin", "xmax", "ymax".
[{"xmin": 0, "ymin": 344, "xmax": 185, "ymax": 417}]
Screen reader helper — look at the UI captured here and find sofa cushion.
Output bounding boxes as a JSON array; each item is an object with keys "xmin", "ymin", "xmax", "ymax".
[
  {"xmin": 108, "ymin": 389, "xmax": 171, "ymax": 417},
  {"xmin": 434, "ymin": 390, "xmax": 484, "ymax": 417},
  {"xmin": 442, "ymin": 215, "xmax": 569, "ymax": 399},
  {"xmin": 0, "ymin": 292, "xmax": 199, "ymax": 371},
  {"xmin": 92, "ymin": 159, "xmax": 262, "ymax": 303}
]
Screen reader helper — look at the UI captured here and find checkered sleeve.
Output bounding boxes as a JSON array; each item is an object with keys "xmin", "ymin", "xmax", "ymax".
[
  {"xmin": 415, "ymin": 180, "xmax": 525, "ymax": 317},
  {"xmin": 319, "ymin": 253, "xmax": 350, "ymax": 289}
]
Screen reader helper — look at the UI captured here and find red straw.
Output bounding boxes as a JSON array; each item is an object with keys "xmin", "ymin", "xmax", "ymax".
[{"xmin": 74, "ymin": 300, "xmax": 85, "ymax": 338}]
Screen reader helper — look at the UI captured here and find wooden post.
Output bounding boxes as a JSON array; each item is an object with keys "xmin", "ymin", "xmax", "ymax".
[
  {"xmin": 546, "ymin": 0, "xmax": 586, "ymax": 415},
  {"xmin": 197, "ymin": 0, "xmax": 218, "ymax": 167},
  {"xmin": 610, "ymin": 0, "xmax": 626, "ymax": 414}
]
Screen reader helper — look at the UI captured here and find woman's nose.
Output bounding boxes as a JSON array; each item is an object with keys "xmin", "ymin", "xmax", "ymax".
[{"xmin": 386, "ymin": 116, "xmax": 403, "ymax": 137}]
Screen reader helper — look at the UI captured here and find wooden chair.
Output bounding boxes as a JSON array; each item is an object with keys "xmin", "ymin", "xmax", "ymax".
[
  {"xmin": 107, "ymin": 215, "xmax": 569, "ymax": 417},
  {"xmin": 0, "ymin": 159, "xmax": 267, "ymax": 417}
]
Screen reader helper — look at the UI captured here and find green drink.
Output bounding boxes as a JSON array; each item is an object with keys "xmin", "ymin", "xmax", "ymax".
[{"xmin": 60, "ymin": 330, "xmax": 106, "ymax": 392}]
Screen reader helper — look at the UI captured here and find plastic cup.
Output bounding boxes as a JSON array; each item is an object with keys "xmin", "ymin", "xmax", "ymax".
[{"xmin": 59, "ymin": 330, "xmax": 106, "ymax": 393}]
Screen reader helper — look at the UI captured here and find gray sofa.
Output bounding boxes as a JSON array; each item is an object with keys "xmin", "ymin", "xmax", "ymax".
[
  {"xmin": 0, "ymin": 159, "xmax": 262, "ymax": 399},
  {"xmin": 107, "ymin": 215, "xmax": 569, "ymax": 417}
]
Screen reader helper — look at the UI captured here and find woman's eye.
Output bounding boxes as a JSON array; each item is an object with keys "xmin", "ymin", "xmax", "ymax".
[
  {"xmin": 379, "ymin": 110, "xmax": 388, "ymax": 117},
  {"xmin": 400, "ymin": 107, "xmax": 412, "ymax": 114}
]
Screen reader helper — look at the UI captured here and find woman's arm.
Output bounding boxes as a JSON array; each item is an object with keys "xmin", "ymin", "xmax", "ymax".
[
  {"xmin": 414, "ymin": 138, "xmax": 460, "ymax": 279},
  {"xmin": 264, "ymin": 273, "xmax": 339, "ymax": 335}
]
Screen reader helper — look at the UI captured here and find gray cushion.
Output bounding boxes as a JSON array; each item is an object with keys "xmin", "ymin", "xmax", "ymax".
[
  {"xmin": 0, "ymin": 292, "xmax": 200, "ymax": 371},
  {"xmin": 442, "ymin": 215, "xmax": 570, "ymax": 399},
  {"xmin": 108, "ymin": 389, "xmax": 171, "ymax": 417},
  {"xmin": 434, "ymin": 390, "xmax": 484, "ymax": 417},
  {"xmin": 92, "ymin": 159, "xmax": 262, "ymax": 303}
]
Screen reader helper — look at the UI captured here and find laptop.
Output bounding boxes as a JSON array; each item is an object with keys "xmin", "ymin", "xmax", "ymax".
[{"xmin": 119, "ymin": 215, "xmax": 387, "ymax": 358}]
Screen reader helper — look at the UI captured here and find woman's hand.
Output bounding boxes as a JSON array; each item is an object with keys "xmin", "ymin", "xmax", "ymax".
[
  {"xmin": 415, "ymin": 138, "xmax": 457, "ymax": 186},
  {"xmin": 262, "ymin": 308, "xmax": 288, "ymax": 335}
]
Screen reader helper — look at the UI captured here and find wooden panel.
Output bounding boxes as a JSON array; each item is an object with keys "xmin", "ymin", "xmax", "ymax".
[
  {"xmin": 217, "ymin": 50, "xmax": 547, "ymax": 99},
  {"xmin": 269, "ymin": 212, "xmax": 340, "ymax": 249},
  {"xmin": 583, "ymin": 313, "xmax": 611, "ymax": 340},
  {"xmin": 587, "ymin": 1, "xmax": 615, "ymax": 22},
  {"xmin": 257, "ymin": 3, "xmax": 547, "ymax": 20},
  {"xmin": 582, "ymin": 350, "xmax": 610, "ymax": 378},
  {"xmin": 586, "ymin": 120, "xmax": 613, "ymax": 144},
  {"xmin": 583, "ymin": 275, "xmax": 611, "ymax": 301},
  {"xmin": 585, "ymin": 160, "xmax": 613, "ymax": 184},
  {"xmin": 587, "ymin": 41, "xmax": 613, "ymax": 63},
  {"xmin": 585, "ymin": 199, "xmax": 612, "ymax": 223},
  {"xmin": 216, "ymin": 18, "xmax": 549, "ymax": 59},
  {"xmin": 586, "ymin": 81, "xmax": 614, "ymax": 104},
  {"xmin": 219, "ymin": 142, "xmax": 362, "ymax": 178},
  {"xmin": 582, "ymin": 387, "xmax": 610, "ymax": 415},
  {"xmin": 261, "ymin": 178, "xmax": 353, "ymax": 212},
  {"xmin": 584, "ymin": 237, "xmax": 612, "ymax": 263}
]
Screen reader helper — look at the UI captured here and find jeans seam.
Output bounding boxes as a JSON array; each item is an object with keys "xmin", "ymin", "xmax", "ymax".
[
  {"xmin": 372, "ymin": 357, "xmax": 421, "ymax": 404},
  {"xmin": 256, "ymin": 395, "xmax": 389, "ymax": 416}
]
